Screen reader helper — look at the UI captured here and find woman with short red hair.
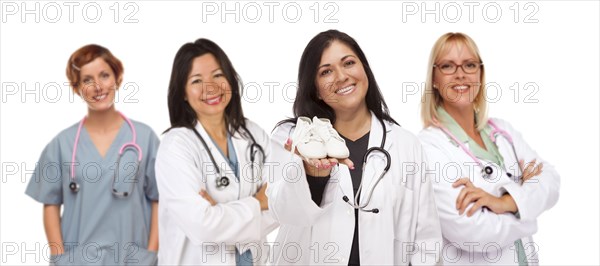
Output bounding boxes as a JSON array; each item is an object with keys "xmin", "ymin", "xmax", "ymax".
[{"xmin": 26, "ymin": 44, "xmax": 160, "ymax": 265}]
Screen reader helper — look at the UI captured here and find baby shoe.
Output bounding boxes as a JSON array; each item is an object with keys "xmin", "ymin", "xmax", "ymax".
[
  {"xmin": 312, "ymin": 117, "xmax": 350, "ymax": 158},
  {"xmin": 290, "ymin": 117, "xmax": 327, "ymax": 159}
]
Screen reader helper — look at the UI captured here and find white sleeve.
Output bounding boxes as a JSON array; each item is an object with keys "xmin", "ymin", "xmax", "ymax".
[
  {"xmin": 255, "ymin": 124, "xmax": 279, "ymax": 236},
  {"xmin": 411, "ymin": 144, "xmax": 443, "ymax": 266},
  {"xmin": 266, "ymin": 124, "xmax": 334, "ymax": 227},
  {"xmin": 494, "ymin": 119, "xmax": 561, "ymax": 221},
  {"xmin": 155, "ymin": 131, "xmax": 261, "ymax": 246},
  {"xmin": 422, "ymin": 141, "xmax": 538, "ymax": 252}
]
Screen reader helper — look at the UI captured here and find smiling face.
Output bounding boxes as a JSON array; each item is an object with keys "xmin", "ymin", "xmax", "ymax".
[
  {"xmin": 185, "ymin": 53, "xmax": 232, "ymax": 120},
  {"xmin": 315, "ymin": 40, "xmax": 369, "ymax": 115},
  {"xmin": 433, "ymin": 42, "xmax": 482, "ymax": 111},
  {"xmin": 77, "ymin": 57, "xmax": 118, "ymax": 112}
]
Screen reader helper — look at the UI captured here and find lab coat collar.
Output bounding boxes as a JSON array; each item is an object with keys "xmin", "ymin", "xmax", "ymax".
[
  {"xmin": 367, "ymin": 111, "xmax": 393, "ymax": 152},
  {"xmin": 230, "ymin": 128, "xmax": 262, "ymax": 197},
  {"xmin": 361, "ymin": 112, "xmax": 393, "ymax": 200}
]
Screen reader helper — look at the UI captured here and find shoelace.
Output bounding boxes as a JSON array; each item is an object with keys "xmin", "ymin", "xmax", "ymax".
[
  {"xmin": 290, "ymin": 124, "xmax": 321, "ymax": 155},
  {"xmin": 314, "ymin": 122, "xmax": 343, "ymax": 142}
]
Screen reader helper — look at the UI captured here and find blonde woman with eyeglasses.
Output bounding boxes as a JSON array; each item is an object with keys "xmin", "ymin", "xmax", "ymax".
[{"xmin": 418, "ymin": 32, "xmax": 560, "ymax": 265}]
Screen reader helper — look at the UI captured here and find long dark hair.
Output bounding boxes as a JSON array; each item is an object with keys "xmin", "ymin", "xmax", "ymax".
[
  {"xmin": 278, "ymin": 29, "xmax": 397, "ymax": 127},
  {"xmin": 165, "ymin": 38, "xmax": 246, "ymax": 135}
]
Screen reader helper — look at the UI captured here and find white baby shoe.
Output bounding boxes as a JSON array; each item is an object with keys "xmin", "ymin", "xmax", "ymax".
[
  {"xmin": 290, "ymin": 117, "xmax": 327, "ymax": 159},
  {"xmin": 312, "ymin": 116, "xmax": 350, "ymax": 158}
]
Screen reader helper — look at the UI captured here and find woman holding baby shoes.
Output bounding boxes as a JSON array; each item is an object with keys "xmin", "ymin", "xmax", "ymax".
[{"xmin": 267, "ymin": 30, "xmax": 442, "ymax": 266}]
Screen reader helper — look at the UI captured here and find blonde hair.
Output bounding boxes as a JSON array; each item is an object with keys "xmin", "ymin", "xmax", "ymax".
[{"xmin": 420, "ymin": 32, "xmax": 488, "ymax": 130}]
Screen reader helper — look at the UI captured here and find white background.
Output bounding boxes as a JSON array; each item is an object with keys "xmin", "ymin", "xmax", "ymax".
[{"xmin": 1, "ymin": 1, "xmax": 598, "ymax": 265}]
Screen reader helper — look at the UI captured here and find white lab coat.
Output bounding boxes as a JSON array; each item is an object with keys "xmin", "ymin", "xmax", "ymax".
[
  {"xmin": 267, "ymin": 112, "xmax": 443, "ymax": 265},
  {"xmin": 155, "ymin": 120, "xmax": 278, "ymax": 265},
  {"xmin": 418, "ymin": 118, "xmax": 560, "ymax": 265}
]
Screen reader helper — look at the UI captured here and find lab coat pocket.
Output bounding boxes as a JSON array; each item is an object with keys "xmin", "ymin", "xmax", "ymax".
[{"xmin": 393, "ymin": 187, "xmax": 416, "ymax": 265}]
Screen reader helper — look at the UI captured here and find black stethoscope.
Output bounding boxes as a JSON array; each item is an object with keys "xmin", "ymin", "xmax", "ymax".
[
  {"xmin": 341, "ymin": 117, "xmax": 391, "ymax": 214},
  {"xmin": 191, "ymin": 124, "xmax": 265, "ymax": 190}
]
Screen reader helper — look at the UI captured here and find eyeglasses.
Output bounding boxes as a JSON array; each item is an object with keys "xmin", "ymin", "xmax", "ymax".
[{"xmin": 433, "ymin": 61, "xmax": 483, "ymax": 75}]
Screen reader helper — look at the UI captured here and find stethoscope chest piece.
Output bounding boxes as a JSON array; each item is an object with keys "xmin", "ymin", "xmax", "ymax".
[
  {"xmin": 483, "ymin": 165, "xmax": 494, "ymax": 176},
  {"xmin": 216, "ymin": 176, "xmax": 230, "ymax": 190},
  {"xmin": 112, "ymin": 188, "xmax": 129, "ymax": 197},
  {"xmin": 191, "ymin": 125, "xmax": 264, "ymax": 192},
  {"xmin": 69, "ymin": 182, "xmax": 80, "ymax": 193}
]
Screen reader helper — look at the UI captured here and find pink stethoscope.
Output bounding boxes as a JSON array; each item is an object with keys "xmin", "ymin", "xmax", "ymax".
[
  {"xmin": 436, "ymin": 119, "xmax": 521, "ymax": 179},
  {"xmin": 69, "ymin": 111, "xmax": 142, "ymax": 197}
]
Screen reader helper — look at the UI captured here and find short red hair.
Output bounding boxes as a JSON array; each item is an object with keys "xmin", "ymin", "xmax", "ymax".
[{"xmin": 66, "ymin": 44, "xmax": 124, "ymax": 94}]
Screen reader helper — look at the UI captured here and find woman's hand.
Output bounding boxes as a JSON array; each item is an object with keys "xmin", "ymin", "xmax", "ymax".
[
  {"xmin": 199, "ymin": 190, "xmax": 217, "ymax": 206},
  {"xmin": 43, "ymin": 205, "xmax": 64, "ymax": 256},
  {"xmin": 453, "ymin": 178, "xmax": 518, "ymax": 217},
  {"xmin": 254, "ymin": 184, "xmax": 269, "ymax": 211},
  {"xmin": 284, "ymin": 138, "xmax": 354, "ymax": 177},
  {"xmin": 519, "ymin": 159, "xmax": 543, "ymax": 184}
]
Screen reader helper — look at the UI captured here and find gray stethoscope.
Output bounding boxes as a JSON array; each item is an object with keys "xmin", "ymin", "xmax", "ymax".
[
  {"xmin": 191, "ymin": 125, "xmax": 265, "ymax": 190},
  {"xmin": 341, "ymin": 117, "xmax": 391, "ymax": 214},
  {"xmin": 69, "ymin": 112, "xmax": 142, "ymax": 197}
]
